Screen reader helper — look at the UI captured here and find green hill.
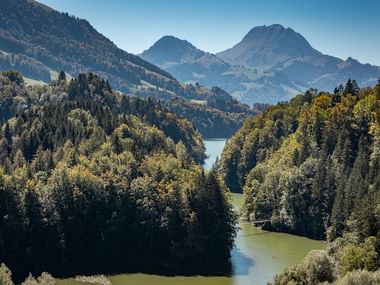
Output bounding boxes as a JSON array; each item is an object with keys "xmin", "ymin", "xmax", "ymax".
[
  {"xmin": 0, "ymin": 70, "xmax": 236, "ymax": 279},
  {"xmin": 219, "ymin": 79, "xmax": 380, "ymax": 241}
]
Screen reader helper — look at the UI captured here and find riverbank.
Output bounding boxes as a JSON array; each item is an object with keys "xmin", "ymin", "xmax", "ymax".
[
  {"xmin": 57, "ymin": 193, "xmax": 325, "ymax": 285},
  {"xmin": 56, "ymin": 139, "xmax": 325, "ymax": 285}
]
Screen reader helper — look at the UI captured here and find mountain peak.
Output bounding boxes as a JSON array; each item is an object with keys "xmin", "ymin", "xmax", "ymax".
[
  {"xmin": 141, "ymin": 36, "xmax": 204, "ymax": 66},
  {"xmin": 243, "ymin": 24, "xmax": 300, "ymax": 41},
  {"xmin": 217, "ymin": 24, "xmax": 320, "ymax": 70},
  {"xmin": 154, "ymin": 35, "xmax": 194, "ymax": 49},
  {"xmin": 246, "ymin": 24, "xmax": 287, "ymax": 34}
]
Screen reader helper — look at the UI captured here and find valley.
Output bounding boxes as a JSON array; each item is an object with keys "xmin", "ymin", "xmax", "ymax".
[
  {"xmin": 0, "ymin": 1, "xmax": 380, "ymax": 285},
  {"xmin": 56, "ymin": 139, "xmax": 325, "ymax": 285}
]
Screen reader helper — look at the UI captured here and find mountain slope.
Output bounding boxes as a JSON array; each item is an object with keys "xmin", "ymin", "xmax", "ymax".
[
  {"xmin": 141, "ymin": 36, "xmax": 230, "ymax": 80},
  {"xmin": 218, "ymin": 79, "xmax": 380, "ymax": 240},
  {"xmin": 141, "ymin": 35, "xmax": 307, "ymax": 104},
  {"xmin": 0, "ymin": 0, "xmax": 222, "ymax": 101},
  {"xmin": 217, "ymin": 24, "xmax": 321, "ymax": 70},
  {"xmin": 217, "ymin": 24, "xmax": 380, "ymax": 93},
  {"xmin": 140, "ymin": 35, "xmax": 207, "ymax": 68},
  {"xmin": 0, "ymin": 70, "xmax": 236, "ymax": 279},
  {"xmin": 142, "ymin": 25, "xmax": 380, "ymax": 104}
]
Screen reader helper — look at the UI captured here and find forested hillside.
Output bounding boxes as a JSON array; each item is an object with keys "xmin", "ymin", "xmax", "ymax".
[
  {"xmin": 219, "ymin": 79, "xmax": 380, "ymax": 240},
  {"xmin": 218, "ymin": 79, "xmax": 380, "ymax": 283},
  {"xmin": 164, "ymin": 99, "xmax": 251, "ymax": 138},
  {"xmin": 0, "ymin": 71, "xmax": 206, "ymax": 163},
  {"xmin": 0, "ymin": 0, "xmax": 260, "ymax": 138},
  {"xmin": 0, "ymin": 0, "xmax": 181, "ymax": 97},
  {"xmin": 163, "ymin": 87, "xmax": 263, "ymax": 138},
  {"xmin": 0, "ymin": 71, "xmax": 236, "ymax": 281},
  {"xmin": 0, "ymin": 0, "xmax": 254, "ymax": 108}
]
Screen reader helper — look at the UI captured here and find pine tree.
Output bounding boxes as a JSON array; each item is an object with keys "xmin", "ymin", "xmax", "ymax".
[
  {"xmin": 351, "ymin": 79, "xmax": 359, "ymax": 96},
  {"xmin": 329, "ymin": 182, "xmax": 346, "ymax": 240},
  {"xmin": 111, "ymin": 133, "xmax": 123, "ymax": 154},
  {"xmin": 374, "ymin": 78, "xmax": 380, "ymax": 99},
  {"xmin": 176, "ymin": 141, "xmax": 191, "ymax": 167},
  {"xmin": 58, "ymin": 70, "xmax": 66, "ymax": 83},
  {"xmin": 3, "ymin": 123, "xmax": 12, "ymax": 144},
  {"xmin": 344, "ymin": 79, "xmax": 354, "ymax": 95},
  {"xmin": 344, "ymin": 79, "xmax": 359, "ymax": 96},
  {"xmin": 13, "ymin": 149, "xmax": 26, "ymax": 169}
]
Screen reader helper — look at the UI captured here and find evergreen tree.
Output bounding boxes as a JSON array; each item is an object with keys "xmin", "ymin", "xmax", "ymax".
[
  {"xmin": 220, "ymin": 78, "xmax": 380, "ymax": 241},
  {"xmin": 58, "ymin": 71, "xmax": 66, "ymax": 83},
  {"xmin": 0, "ymin": 72, "xmax": 235, "ymax": 279},
  {"xmin": 375, "ymin": 78, "xmax": 380, "ymax": 99},
  {"xmin": 344, "ymin": 79, "xmax": 354, "ymax": 94}
]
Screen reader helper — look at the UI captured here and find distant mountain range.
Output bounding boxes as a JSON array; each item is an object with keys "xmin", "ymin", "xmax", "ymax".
[
  {"xmin": 140, "ymin": 34, "xmax": 307, "ymax": 104},
  {"xmin": 1, "ymin": 1, "xmax": 379, "ymax": 105},
  {"xmin": 141, "ymin": 24, "xmax": 380, "ymax": 104}
]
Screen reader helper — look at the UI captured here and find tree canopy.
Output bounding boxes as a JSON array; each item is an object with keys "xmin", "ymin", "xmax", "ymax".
[
  {"xmin": 219, "ymin": 79, "xmax": 380, "ymax": 241},
  {"xmin": 0, "ymin": 71, "xmax": 236, "ymax": 281}
]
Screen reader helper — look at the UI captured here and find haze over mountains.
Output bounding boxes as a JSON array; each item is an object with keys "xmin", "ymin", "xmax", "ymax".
[
  {"xmin": 217, "ymin": 24, "xmax": 320, "ymax": 71},
  {"xmin": 141, "ymin": 35, "xmax": 306, "ymax": 104},
  {"xmin": 1, "ymin": 0, "xmax": 379, "ymax": 105},
  {"xmin": 142, "ymin": 24, "xmax": 380, "ymax": 104}
]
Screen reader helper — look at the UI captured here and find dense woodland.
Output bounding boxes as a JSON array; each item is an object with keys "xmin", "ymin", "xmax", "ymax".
[
  {"xmin": 219, "ymin": 79, "xmax": 380, "ymax": 284},
  {"xmin": 0, "ymin": 71, "xmax": 236, "ymax": 281},
  {"xmin": 163, "ymin": 86, "xmax": 264, "ymax": 137},
  {"xmin": 0, "ymin": 71, "xmax": 207, "ymax": 163},
  {"xmin": 0, "ymin": 0, "xmax": 256, "ymax": 140},
  {"xmin": 2, "ymin": 1, "xmax": 380, "ymax": 284},
  {"xmin": 2, "ymin": 67, "xmax": 380, "ymax": 285},
  {"xmin": 164, "ymin": 100, "xmax": 258, "ymax": 138}
]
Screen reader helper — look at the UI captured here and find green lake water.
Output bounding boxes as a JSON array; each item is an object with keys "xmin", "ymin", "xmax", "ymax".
[{"xmin": 57, "ymin": 138, "xmax": 325, "ymax": 285}]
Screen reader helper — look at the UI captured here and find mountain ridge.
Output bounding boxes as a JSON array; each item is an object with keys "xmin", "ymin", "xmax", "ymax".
[
  {"xmin": 142, "ymin": 24, "xmax": 380, "ymax": 104},
  {"xmin": 141, "ymin": 33, "xmax": 307, "ymax": 104},
  {"xmin": 2, "ymin": 1, "xmax": 379, "ymax": 105},
  {"xmin": 217, "ymin": 24, "xmax": 380, "ymax": 92},
  {"xmin": 217, "ymin": 24, "xmax": 322, "ymax": 70},
  {"xmin": 0, "ymin": 0, "xmax": 237, "ymax": 102}
]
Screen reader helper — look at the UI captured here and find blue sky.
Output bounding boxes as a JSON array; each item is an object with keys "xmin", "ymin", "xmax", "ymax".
[{"xmin": 39, "ymin": 0, "xmax": 380, "ymax": 65}]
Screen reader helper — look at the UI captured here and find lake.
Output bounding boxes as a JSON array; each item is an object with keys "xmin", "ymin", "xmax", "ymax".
[
  {"xmin": 58, "ymin": 138, "xmax": 325, "ymax": 285},
  {"xmin": 203, "ymin": 138, "xmax": 228, "ymax": 170}
]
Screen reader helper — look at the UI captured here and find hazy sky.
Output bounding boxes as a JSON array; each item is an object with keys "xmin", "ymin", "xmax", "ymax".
[{"xmin": 39, "ymin": 0, "xmax": 380, "ymax": 65}]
